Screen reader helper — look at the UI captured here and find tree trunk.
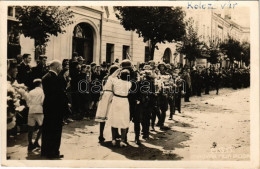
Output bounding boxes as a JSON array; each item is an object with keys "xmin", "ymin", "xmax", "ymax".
[
  {"xmin": 149, "ymin": 42, "xmax": 156, "ymax": 61},
  {"xmin": 34, "ymin": 39, "xmax": 46, "ymax": 61}
]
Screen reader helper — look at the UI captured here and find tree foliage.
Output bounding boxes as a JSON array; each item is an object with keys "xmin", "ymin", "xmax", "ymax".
[
  {"xmin": 206, "ymin": 38, "xmax": 221, "ymax": 64},
  {"xmin": 241, "ymin": 41, "xmax": 250, "ymax": 66},
  {"xmin": 219, "ymin": 36, "xmax": 242, "ymax": 64},
  {"xmin": 115, "ymin": 7, "xmax": 186, "ymax": 60},
  {"xmin": 16, "ymin": 6, "xmax": 74, "ymax": 47},
  {"xmin": 176, "ymin": 18, "xmax": 203, "ymax": 62}
]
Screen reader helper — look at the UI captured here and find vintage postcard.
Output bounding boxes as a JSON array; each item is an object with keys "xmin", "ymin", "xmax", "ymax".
[{"xmin": 0, "ymin": 1, "xmax": 259, "ymax": 168}]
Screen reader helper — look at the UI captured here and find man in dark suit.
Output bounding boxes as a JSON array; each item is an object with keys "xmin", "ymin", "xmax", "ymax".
[
  {"xmin": 17, "ymin": 53, "xmax": 33, "ymax": 89},
  {"xmin": 41, "ymin": 60, "xmax": 67, "ymax": 159},
  {"xmin": 32, "ymin": 55, "xmax": 48, "ymax": 80}
]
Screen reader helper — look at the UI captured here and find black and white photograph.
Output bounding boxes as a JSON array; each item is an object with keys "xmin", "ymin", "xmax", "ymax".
[{"xmin": 0, "ymin": 1, "xmax": 259, "ymax": 168}]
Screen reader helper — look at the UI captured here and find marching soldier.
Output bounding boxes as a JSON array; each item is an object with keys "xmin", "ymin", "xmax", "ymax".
[
  {"xmin": 149, "ymin": 61, "xmax": 161, "ymax": 131},
  {"xmin": 135, "ymin": 65, "xmax": 155, "ymax": 143},
  {"xmin": 157, "ymin": 62, "xmax": 170, "ymax": 130},
  {"xmin": 120, "ymin": 59, "xmax": 138, "ymax": 144},
  {"xmin": 173, "ymin": 69, "xmax": 184, "ymax": 114}
]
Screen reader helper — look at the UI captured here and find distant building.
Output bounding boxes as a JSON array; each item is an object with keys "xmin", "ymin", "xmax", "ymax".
[{"xmin": 185, "ymin": 8, "xmax": 250, "ymax": 67}]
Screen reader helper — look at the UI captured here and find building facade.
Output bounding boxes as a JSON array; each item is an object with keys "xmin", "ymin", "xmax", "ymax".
[
  {"xmin": 7, "ymin": 6, "xmax": 180, "ymax": 66},
  {"xmin": 185, "ymin": 8, "xmax": 250, "ymax": 67},
  {"xmin": 7, "ymin": 6, "xmax": 249, "ymax": 67}
]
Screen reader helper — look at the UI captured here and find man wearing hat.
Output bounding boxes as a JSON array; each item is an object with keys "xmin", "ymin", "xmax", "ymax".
[
  {"xmin": 101, "ymin": 61, "xmax": 108, "ymax": 80},
  {"xmin": 148, "ymin": 60, "xmax": 161, "ymax": 131},
  {"xmin": 78, "ymin": 56, "xmax": 85, "ymax": 65},
  {"xmin": 182, "ymin": 68, "xmax": 192, "ymax": 102},
  {"xmin": 135, "ymin": 64, "xmax": 156, "ymax": 143},
  {"xmin": 120, "ymin": 59, "xmax": 138, "ymax": 143},
  {"xmin": 32, "ymin": 55, "xmax": 48, "ymax": 80},
  {"xmin": 157, "ymin": 62, "xmax": 171, "ymax": 130}
]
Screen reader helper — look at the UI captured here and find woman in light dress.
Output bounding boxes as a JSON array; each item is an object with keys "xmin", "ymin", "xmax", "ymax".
[
  {"xmin": 109, "ymin": 69, "xmax": 132, "ymax": 147},
  {"xmin": 95, "ymin": 65, "xmax": 120, "ymax": 143}
]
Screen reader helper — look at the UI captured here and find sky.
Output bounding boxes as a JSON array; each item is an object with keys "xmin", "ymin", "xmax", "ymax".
[{"xmin": 232, "ymin": 8, "xmax": 250, "ymax": 27}]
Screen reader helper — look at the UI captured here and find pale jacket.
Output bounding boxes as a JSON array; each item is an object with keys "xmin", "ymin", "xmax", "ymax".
[{"xmin": 25, "ymin": 87, "xmax": 45, "ymax": 114}]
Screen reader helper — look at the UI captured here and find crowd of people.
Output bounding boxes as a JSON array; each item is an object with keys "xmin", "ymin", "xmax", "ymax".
[{"xmin": 7, "ymin": 52, "xmax": 250, "ymax": 158}]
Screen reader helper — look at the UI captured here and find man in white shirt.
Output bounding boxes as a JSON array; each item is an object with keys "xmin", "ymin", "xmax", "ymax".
[{"xmin": 24, "ymin": 79, "xmax": 45, "ymax": 152}]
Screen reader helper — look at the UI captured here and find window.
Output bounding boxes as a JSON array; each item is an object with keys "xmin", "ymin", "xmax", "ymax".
[
  {"xmin": 106, "ymin": 43, "xmax": 114, "ymax": 64},
  {"xmin": 7, "ymin": 20, "xmax": 21, "ymax": 59},
  {"xmin": 144, "ymin": 46, "xmax": 150, "ymax": 62},
  {"xmin": 8, "ymin": 6, "xmax": 20, "ymax": 18},
  {"xmin": 122, "ymin": 45, "xmax": 130, "ymax": 60},
  {"xmin": 8, "ymin": 7, "xmax": 14, "ymax": 17}
]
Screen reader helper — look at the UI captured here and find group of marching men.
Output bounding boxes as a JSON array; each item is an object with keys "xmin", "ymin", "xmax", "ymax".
[
  {"xmin": 7, "ymin": 52, "xmax": 250, "ymax": 156},
  {"xmin": 96, "ymin": 59, "xmax": 188, "ymax": 146}
]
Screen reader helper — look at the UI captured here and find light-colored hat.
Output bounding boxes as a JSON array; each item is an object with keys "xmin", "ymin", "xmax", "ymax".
[
  {"xmin": 33, "ymin": 78, "xmax": 42, "ymax": 83},
  {"xmin": 143, "ymin": 65, "xmax": 152, "ymax": 70}
]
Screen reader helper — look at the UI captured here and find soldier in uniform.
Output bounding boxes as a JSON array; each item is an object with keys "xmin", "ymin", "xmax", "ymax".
[
  {"xmin": 194, "ymin": 67, "xmax": 204, "ymax": 96},
  {"xmin": 182, "ymin": 68, "xmax": 192, "ymax": 102},
  {"xmin": 172, "ymin": 68, "xmax": 183, "ymax": 115},
  {"xmin": 157, "ymin": 62, "xmax": 170, "ymax": 130},
  {"xmin": 120, "ymin": 59, "xmax": 138, "ymax": 144},
  {"xmin": 135, "ymin": 65, "xmax": 155, "ymax": 144},
  {"xmin": 148, "ymin": 61, "xmax": 161, "ymax": 131},
  {"xmin": 203, "ymin": 68, "xmax": 212, "ymax": 95},
  {"xmin": 213, "ymin": 69, "xmax": 222, "ymax": 95}
]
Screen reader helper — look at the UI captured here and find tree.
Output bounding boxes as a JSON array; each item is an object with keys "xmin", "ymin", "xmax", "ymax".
[
  {"xmin": 176, "ymin": 18, "xmax": 203, "ymax": 64},
  {"xmin": 206, "ymin": 38, "xmax": 221, "ymax": 64},
  {"xmin": 15, "ymin": 6, "xmax": 74, "ymax": 58},
  {"xmin": 241, "ymin": 41, "xmax": 250, "ymax": 67},
  {"xmin": 115, "ymin": 7, "xmax": 186, "ymax": 60},
  {"xmin": 219, "ymin": 36, "xmax": 242, "ymax": 66}
]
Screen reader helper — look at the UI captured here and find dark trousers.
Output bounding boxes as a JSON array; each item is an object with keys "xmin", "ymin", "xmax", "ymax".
[
  {"xmin": 205, "ymin": 84, "xmax": 210, "ymax": 94},
  {"xmin": 158, "ymin": 94, "xmax": 168, "ymax": 127},
  {"xmin": 215, "ymin": 83, "xmax": 220, "ymax": 94},
  {"xmin": 151, "ymin": 106, "xmax": 160, "ymax": 127},
  {"xmin": 196, "ymin": 86, "xmax": 202, "ymax": 96},
  {"xmin": 133, "ymin": 103, "xmax": 151, "ymax": 138},
  {"xmin": 71, "ymin": 92, "xmax": 80, "ymax": 115},
  {"xmin": 168, "ymin": 95, "xmax": 175, "ymax": 118},
  {"xmin": 41, "ymin": 115, "xmax": 63, "ymax": 157},
  {"xmin": 185, "ymin": 86, "xmax": 191, "ymax": 101},
  {"xmin": 79, "ymin": 93, "xmax": 91, "ymax": 117},
  {"xmin": 175, "ymin": 92, "xmax": 181, "ymax": 113}
]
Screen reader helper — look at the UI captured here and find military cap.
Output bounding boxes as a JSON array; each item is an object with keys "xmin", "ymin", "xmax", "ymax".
[
  {"xmin": 166, "ymin": 64, "xmax": 171, "ymax": 69},
  {"xmin": 158, "ymin": 62, "xmax": 167, "ymax": 68},
  {"xmin": 101, "ymin": 61, "xmax": 107, "ymax": 67},
  {"xmin": 90, "ymin": 62, "xmax": 96, "ymax": 67},
  {"xmin": 120, "ymin": 59, "xmax": 132, "ymax": 69},
  {"xmin": 39, "ymin": 55, "xmax": 47, "ymax": 60},
  {"xmin": 143, "ymin": 65, "xmax": 152, "ymax": 70},
  {"xmin": 78, "ymin": 56, "xmax": 84, "ymax": 61}
]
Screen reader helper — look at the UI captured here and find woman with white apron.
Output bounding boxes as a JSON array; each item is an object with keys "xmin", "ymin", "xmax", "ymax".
[
  {"xmin": 95, "ymin": 65, "xmax": 120, "ymax": 143},
  {"xmin": 108, "ymin": 69, "xmax": 132, "ymax": 147}
]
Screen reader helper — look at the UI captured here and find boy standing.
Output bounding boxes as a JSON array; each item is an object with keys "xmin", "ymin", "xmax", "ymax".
[{"xmin": 23, "ymin": 79, "xmax": 45, "ymax": 152}]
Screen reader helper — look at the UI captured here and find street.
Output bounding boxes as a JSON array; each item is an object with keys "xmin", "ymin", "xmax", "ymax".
[{"xmin": 7, "ymin": 88, "xmax": 250, "ymax": 161}]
